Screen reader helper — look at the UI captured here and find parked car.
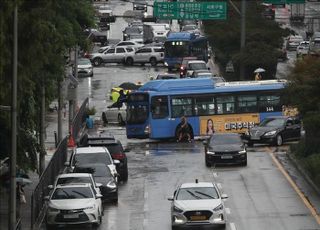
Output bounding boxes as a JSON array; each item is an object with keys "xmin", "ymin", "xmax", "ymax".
[
  {"xmin": 73, "ymin": 164, "xmax": 118, "ymax": 203},
  {"xmin": 88, "ymin": 46, "xmax": 135, "ymax": 67},
  {"xmin": 48, "ymin": 173, "xmax": 102, "ymax": 195},
  {"xmin": 74, "ymin": 58, "xmax": 93, "ymax": 77},
  {"xmin": 296, "ymin": 41, "xmax": 310, "ymax": 57},
  {"xmin": 123, "ymin": 26, "xmax": 143, "ymax": 41},
  {"xmin": 286, "ymin": 35, "xmax": 304, "ymax": 50},
  {"xmin": 244, "ymin": 116, "xmax": 301, "ymax": 146},
  {"xmin": 66, "ymin": 146, "xmax": 119, "ymax": 177},
  {"xmin": 168, "ymin": 180, "xmax": 227, "ymax": 229},
  {"xmin": 133, "ymin": 0, "xmax": 147, "ymax": 11},
  {"xmin": 78, "ymin": 131, "xmax": 129, "ymax": 182},
  {"xmin": 98, "ymin": 40, "xmax": 144, "ymax": 53},
  {"xmin": 45, "ymin": 183, "xmax": 103, "ymax": 229},
  {"xmin": 203, "ymin": 133, "xmax": 247, "ymax": 166},
  {"xmin": 102, "ymin": 103, "xmax": 126, "ymax": 125},
  {"xmin": 125, "ymin": 46, "xmax": 164, "ymax": 66}
]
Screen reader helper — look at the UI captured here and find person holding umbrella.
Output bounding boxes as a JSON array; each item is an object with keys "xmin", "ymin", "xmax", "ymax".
[{"xmin": 254, "ymin": 68, "xmax": 265, "ymax": 81}]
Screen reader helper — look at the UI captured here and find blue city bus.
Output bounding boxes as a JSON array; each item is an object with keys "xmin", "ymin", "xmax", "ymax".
[
  {"xmin": 164, "ymin": 32, "xmax": 208, "ymax": 70},
  {"xmin": 126, "ymin": 78, "xmax": 289, "ymax": 139}
]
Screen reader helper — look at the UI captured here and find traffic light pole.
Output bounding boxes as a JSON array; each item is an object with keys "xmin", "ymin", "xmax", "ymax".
[{"xmin": 240, "ymin": 0, "xmax": 246, "ymax": 80}]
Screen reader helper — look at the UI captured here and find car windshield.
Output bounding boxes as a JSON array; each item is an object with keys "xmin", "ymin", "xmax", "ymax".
[
  {"xmin": 78, "ymin": 59, "xmax": 91, "ymax": 65},
  {"xmin": 183, "ymin": 25, "xmax": 197, "ymax": 31},
  {"xmin": 51, "ymin": 187, "xmax": 93, "ymax": 200},
  {"xmin": 74, "ymin": 165, "xmax": 112, "ymax": 177},
  {"xmin": 259, "ymin": 118, "xmax": 286, "ymax": 127},
  {"xmin": 176, "ymin": 187, "xmax": 219, "ymax": 200},
  {"xmin": 189, "ymin": 63, "xmax": 207, "ymax": 70},
  {"xmin": 209, "ymin": 135, "xmax": 241, "ymax": 145},
  {"xmin": 56, "ymin": 177, "xmax": 92, "ymax": 186},
  {"xmin": 73, "ymin": 153, "xmax": 112, "ymax": 165}
]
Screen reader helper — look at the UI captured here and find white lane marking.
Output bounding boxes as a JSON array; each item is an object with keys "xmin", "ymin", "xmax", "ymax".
[
  {"xmin": 145, "ymin": 150, "xmax": 149, "ymax": 155},
  {"xmin": 143, "ymin": 190, "xmax": 148, "ymax": 229},
  {"xmin": 225, "ymin": 208, "xmax": 231, "ymax": 215},
  {"xmin": 230, "ymin": 222, "xmax": 237, "ymax": 230},
  {"xmin": 217, "ymin": 183, "xmax": 222, "ymax": 190},
  {"xmin": 213, "ymin": 172, "xmax": 218, "ymax": 178}
]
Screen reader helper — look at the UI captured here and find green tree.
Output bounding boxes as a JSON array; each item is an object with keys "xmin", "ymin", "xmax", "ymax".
[
  {"xmin": 0, "ymin": 0, "xmax": 94, "ymax": 170},
  {"xmin": 203, "ymin": 1, "xmax": 290, "ymax": 80}
]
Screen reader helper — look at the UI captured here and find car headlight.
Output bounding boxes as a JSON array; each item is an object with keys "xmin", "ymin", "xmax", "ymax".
[
  {"xmin": 123, "ymin": 34, "xmax": 128, "ymax": 37},
  {"xmin": 213, "ymin": 203, "xmax": 223, "ymax": 212},
  {"xmin": 134, "ymin": 4, "xmax": 137, "ymax": 7},
  {"xmin": 164, "ymin": 62, "xmax": 168, "ymax": 66},
  {"xmin": 107, "ymin": 181, "xmax": 117, "ymax": 189},
  {"xmin": 239, "ymin": 149, "xmax": 246, "ymax": 154},
  {"xmin": 264, "ymin": 130, "xmax": 277, "ymax": 136},
  {"xmin": 48, "ymin": 206, "xmax": 59, "ymax": 212},
  {"xmin": 207, "ymin": 151, "xmax": 215, "ymax": 155},
  {"xmin": 84, "ymin": 205, "xmax": 96, "ymax": 210},
  {"xmin": 173, "ymin": 205, "xmax": 183, "ymax": 213}
]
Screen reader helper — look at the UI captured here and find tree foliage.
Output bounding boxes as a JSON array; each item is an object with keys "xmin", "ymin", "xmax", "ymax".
[
  {"xmin": 0, "ymin": 0, "xmax": 94, "ymax": 170},
  {"xmin": 203, "ymin": 1, "xmax": 291, "ymax": 80}
]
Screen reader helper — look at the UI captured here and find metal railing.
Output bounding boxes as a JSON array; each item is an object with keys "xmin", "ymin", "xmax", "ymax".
[
  {"xmin": 30, "ymin": 137, "xmax": 68, "ymax": 229},
  {"xmin": 72, "ymin": 97, "xmax": 89, "ymax": 143}
]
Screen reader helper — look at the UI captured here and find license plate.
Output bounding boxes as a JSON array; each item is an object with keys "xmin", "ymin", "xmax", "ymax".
[
  {"xmin": 190, "ymin": 215, "xmax": 206, "ymax": 221},
  {"xmin": 221, "ymin": 155, "xmax": 233, "ymax": 159},
  {"xmin": 251, "ymin": 136, "xmax": 260, "ymax": 140},
  {"xmin": 64, "ymin": 214, "xmax": 79, "ymax": 219}
]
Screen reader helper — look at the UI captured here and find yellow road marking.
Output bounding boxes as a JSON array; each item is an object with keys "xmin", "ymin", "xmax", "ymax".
[{"xmin": 265, "ymin": 147, "xmax": 320, "ymax": 225}]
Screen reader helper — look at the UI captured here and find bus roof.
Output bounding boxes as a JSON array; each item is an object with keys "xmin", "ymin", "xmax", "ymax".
[
  {"xmin": 166, "ymin": 32, "xmax": 198, "ymax": 41},
  {"xmin": 137, "ymin": 78, "xmax": 287, "ymax": 95}
]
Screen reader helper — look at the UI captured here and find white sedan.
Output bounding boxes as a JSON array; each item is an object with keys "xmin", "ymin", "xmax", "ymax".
[
  {"xmin": 102, "ymin": 103, "xmax": 126, "ymax": 125},
  {"xmin": 46, "ymin": 183, "xmax": 102, "ymax": 229},
  {"xmin": 168, "ymin": 180, "xmax": 228, "ymax": 229}
]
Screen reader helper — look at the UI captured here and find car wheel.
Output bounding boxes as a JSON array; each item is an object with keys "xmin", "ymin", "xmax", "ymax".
[
  {"xmin": 118, "ymin": 114, "xmax": 125, "ymax": 126},
  {"xmin": 275, "ymin": 134, "xmax": 283, "ymax": 146},
  {"xmin": 150, "ymin": 57, "xmax": 157, "ymax": 66},
  {"xmin": 113, "ymin": 197, "xmax": 118, "ymax": 204},
  {"xmin": 172, "ymin": 226, "xmax": 179, "ymax": 230},
  {"xmin": 90, "ymin": 72, "xmax": 93, "ymax": 77},
  {"xmin": 126, "ymin": 57, "xmax": 134, "ymax": 66},
  {"xmin": 93, "ymin": 57, "xmax": 102, "ymax": 67},
  {"xmin": 241, "ymin": 160, "xmax": 247, "ymax": 166},
  {"xmin": 121, "ymin": 165, "xmax": 128, "ymax": 182},
  {"xmin": 205, "ymin": 156, "xmax": 211, "ymax": 167}
]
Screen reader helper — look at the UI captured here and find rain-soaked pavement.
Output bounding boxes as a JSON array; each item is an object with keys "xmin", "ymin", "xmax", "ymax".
[{"xmin": 45, "ymin": 0, "xmax": 320, "ymax": 229}]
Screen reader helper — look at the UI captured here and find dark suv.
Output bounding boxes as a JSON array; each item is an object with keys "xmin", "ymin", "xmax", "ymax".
[
  {"xmin": 78, "ymin": 131, "xmax": 129, "ymax": 181},
  {"xmin": 244, "ymin": 116, "xmax": 301, "ymax": 146}
]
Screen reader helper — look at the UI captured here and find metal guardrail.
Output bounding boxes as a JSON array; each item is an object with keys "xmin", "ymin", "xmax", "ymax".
[{"xmin": 30, "ymin": 137, "xmax": 68, "ymax": 229}]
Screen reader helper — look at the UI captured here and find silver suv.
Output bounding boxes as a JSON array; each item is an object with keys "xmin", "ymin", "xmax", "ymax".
[
  {"xmin": 89, "ymin": 47, "xmax": 135, "ymax": 67},
  {"xmin": 125, "ymin": 46, "xmax": 164, "ymax": 66}
]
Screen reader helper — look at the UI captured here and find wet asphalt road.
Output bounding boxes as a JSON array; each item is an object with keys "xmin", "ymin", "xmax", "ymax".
[{"xmin": 52, "ymin": 1, "xmax": 320, "ymax": 229}]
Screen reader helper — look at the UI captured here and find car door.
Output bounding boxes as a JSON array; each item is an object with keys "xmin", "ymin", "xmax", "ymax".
[
  {"xmin": 282, "ymin": 118, "xmax": 295, "ymax": 141},
  {"xmin": 135, "ymin": 48, "xmax": 151, "ymax": 62},
  {"xmin": 103, "ymin": 48, "xmax": 115, "ymax": 62},
  {"xmin": 115, "ymin": 47, "xmax": 126, "ymax": 63}
]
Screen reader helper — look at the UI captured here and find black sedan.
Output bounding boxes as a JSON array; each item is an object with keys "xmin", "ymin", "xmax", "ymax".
[
  {"xmin": 73, "ymin": 163, "xmax": 118, "ymax": 203},
  {"xmin": 204, "ymin": 133, "xmax": 247, "ymax": 166},
  {"xmin": 244, "ymin": 116, "xmax": 301, "ymax": 146}
]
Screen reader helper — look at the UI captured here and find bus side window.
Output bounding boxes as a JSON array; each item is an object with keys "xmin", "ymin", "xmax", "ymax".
[
  {"xmin": 216, "ymin": 96, "xmax": 235, "ymax": 114},
  {"xmin": 151, "ymin": 96, "xmax": 168, "ymax": 119}
]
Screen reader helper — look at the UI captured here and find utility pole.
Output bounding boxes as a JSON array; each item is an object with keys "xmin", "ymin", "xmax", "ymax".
[
  {"xmin": 9, "ymin": 4, "xmax": 18, "ymax": 230},
  {"xmin": 39, "ymin": 79, "xmax": 46, "ymax": 175},
  {"xmin": 240, "ymin": 0, "xmax": 246, "ymax": 80},
  {"xmin": 57, "ymin": 80, "xmax": 63, "ymax": 143},
  {"xmin": 73, "ymin": 46, "xmax": 78, "ymax": 117}
]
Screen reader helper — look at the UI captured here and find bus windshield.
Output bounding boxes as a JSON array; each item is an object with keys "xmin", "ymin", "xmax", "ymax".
[
  {"xmin": 164, "ymin": 41, "xmax": 189, "ymax": 57},
  {"xmin": 127, "ymin": 104, "xmax": 148, "ymax": 124}
]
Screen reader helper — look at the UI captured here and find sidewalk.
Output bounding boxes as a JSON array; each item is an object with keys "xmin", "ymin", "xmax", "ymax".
[{"xmin": 0, "ymin": 103, "xmax": 69, "ymax": 230}]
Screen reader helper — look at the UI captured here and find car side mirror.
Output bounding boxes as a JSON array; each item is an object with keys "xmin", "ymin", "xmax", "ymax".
[
  {"xmin": 96, "ymin": 194, "xmax": 103, "ymax": 199},
  {"xmin": 113, "ymin": 159, "xmax": 120, "ymax": 164},
  {"xmin": 221, "ymin": 194, "xmax": 228, "ymax": 200},
  {"xmin": 203, "ymin": 140, "xmax": 208, "ymax": 146},
  {"xmin": 167, "ymin": 196, "xmax": 174, "ymax": 201},
  {"xmin": 96, "ymin": 183, "xmax": 103, "ymax": 188},
  {"xmin": 48, "ymin": 185, "xmax": 54, "ymax": 190},
  {"xmin": 44, "ymin": 196, "xmax": 50, "ymax": 201}
]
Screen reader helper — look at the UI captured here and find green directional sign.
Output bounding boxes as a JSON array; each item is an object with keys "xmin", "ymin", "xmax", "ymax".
[{"xmin": 153, "ymin": 1, "xmax": 227, "ymax": 20}]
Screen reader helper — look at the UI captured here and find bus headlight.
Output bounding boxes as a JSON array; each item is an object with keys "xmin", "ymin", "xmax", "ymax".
[
  {"xmin": 164, "ymin": 62, "xmax": 168, "ymax": 66},
  {"xmin": 144, "ymin": 125, "xmax": 150, "ymax": 134}
]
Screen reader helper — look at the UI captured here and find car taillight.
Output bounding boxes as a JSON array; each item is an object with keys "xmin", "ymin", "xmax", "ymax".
[{"xmin": 112, "ymin": 153, "xmax": 125, "ymax": 160}]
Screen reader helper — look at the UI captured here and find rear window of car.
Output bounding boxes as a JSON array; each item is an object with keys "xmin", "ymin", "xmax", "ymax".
[
  {"xmin": 73, "ymin": 152, "xmax": 112, "ymax": 166},
  {"xmin": 154, "ymin": 48, "xmax": 164, "ymax": 52},
  {"xmin": 105, "ymin": 144, "xmax": 123, "ymax": 154},
  {"xmin": 126, "ymin": 47, "xmax": 134, "ymax": 52},
  {"xmin": 57, "ymin": 177, "xmax": 92, "ymax": 186}
]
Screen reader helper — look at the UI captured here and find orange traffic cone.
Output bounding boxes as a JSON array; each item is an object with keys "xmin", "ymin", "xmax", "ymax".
[{"xmin": 68, "ymin": 132, "xmax": 76, "ymax": 148}]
